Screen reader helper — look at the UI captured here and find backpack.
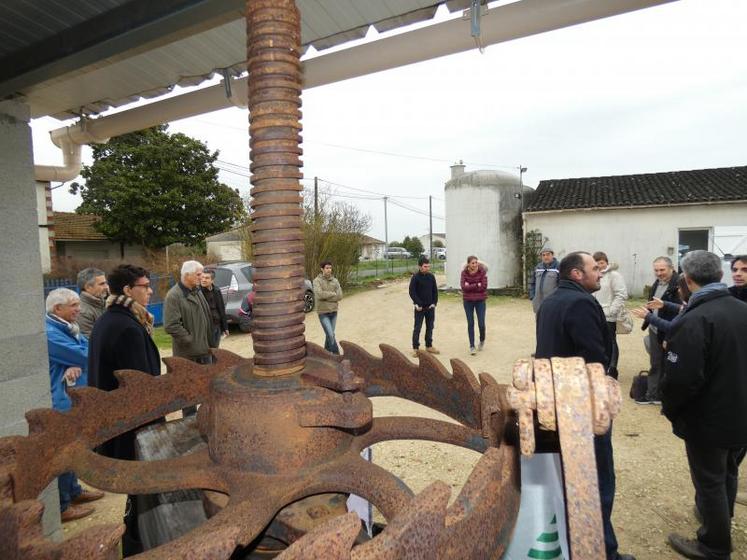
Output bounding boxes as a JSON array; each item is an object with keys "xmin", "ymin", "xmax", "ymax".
[{"xmin": 629, "ymin": 370, "xmax": 648, "ymax": 401}]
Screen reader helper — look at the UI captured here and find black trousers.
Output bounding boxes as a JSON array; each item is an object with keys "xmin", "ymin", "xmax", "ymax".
[
  {"xmin": 686, "ymin": 440, "xmax": 743, "ymax": 559},
  {"xmin": 412, "ymin": 307, "xmax": 435, "ymax": 349}
]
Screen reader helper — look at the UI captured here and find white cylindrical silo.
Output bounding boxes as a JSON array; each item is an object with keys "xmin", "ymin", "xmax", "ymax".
[{"xmin": 445, "ymin": 164, "xmax": 523, "ymax": 289}]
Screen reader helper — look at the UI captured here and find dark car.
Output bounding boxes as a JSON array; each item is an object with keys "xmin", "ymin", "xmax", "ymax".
[{"xmin": 204, "ymin": 261, "xmax": 314, "ymax": 327}]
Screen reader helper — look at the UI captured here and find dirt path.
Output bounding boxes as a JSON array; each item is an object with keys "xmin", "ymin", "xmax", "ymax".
[{"xmin": 67, "ymin": 276, "xmax": 747, "ymax": 558}]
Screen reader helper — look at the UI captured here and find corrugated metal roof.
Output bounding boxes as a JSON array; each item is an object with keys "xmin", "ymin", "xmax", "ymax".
[{"xmin": 0, "ymin": 0, "xmax": 473, "ymax": 119}]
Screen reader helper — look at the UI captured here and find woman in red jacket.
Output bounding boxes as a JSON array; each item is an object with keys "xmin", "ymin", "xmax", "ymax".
[{"xmin": 461, "ymin": 255, "xmax": 488, "ymax": 355}]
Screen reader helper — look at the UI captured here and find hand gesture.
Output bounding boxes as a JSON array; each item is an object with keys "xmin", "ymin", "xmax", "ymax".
[
  {"xmin": 631, "ymin": 307, "xmax": 649, "ymax": 319},
  {"xmin": 646, "ymin": 297, "xmax": 664, "ymax": 310},
  {"xmin": 415, "ymin": 305, "xmax": 423, "ymax": 311}
]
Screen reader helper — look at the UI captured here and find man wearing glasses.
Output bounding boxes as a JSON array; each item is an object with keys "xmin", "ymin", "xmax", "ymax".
[{"xmin": 88, "ymin": 264, "xmax": 160, "ymax": 556}]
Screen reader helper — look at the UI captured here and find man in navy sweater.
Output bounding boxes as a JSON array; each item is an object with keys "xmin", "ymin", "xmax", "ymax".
[{"xmin": 409, "ymin": 256, "xmax": 439, "ymax": 358}]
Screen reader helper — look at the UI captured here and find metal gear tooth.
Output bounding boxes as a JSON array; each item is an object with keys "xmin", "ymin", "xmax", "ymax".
[
  {"xmin": 478, "ymin": 371, "xmax": 498, "ymax": 389},
  {"xmin": 448, "ymin": 359, "xmax": 481, "ymax": 396},
  {"xmin": 209, "ymin": 348, "xmax": 250, "ymax": 368},
  {"xmin": 275, "ymin": 512, "xmax": 359, "ymax": 560},
  {"xmin": 113, "ymin": 368, "xmax": 157, "ymax": 388},
  {"xmin": 24, "ymin": 409, "xmax": 64, "ymax": 436},
  {"xmin": 306, "ymin": 341, "xmax": 342, "ymax": 362},
  {"xmin": 68, "ymin": 385, "xmax": 107, "ymax": 409},
  {"xmin": 379, "ymin": 343, "xmax": 415, "ymax": 370},
  {"xmin": 161, "ymin": 355, "xmax": 203, "ymax": 375}
]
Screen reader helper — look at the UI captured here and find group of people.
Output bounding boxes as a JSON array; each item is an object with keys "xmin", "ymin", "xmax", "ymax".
[
  {"xmin": 530, "ymin": 250, "xmax": 747, "ymax": 560},
  {"xmin": 42, "ymin": 248, "xmax": 747, "ymax": 559},
  {"xmin": 44, "ymin": 259, "xmax": 229, "ymax": 555}
]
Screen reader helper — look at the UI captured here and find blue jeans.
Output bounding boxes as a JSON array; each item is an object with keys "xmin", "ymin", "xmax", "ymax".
[
  {"xmin": 58, "ymin": 471, "xmax": 82, "ymax": 512},
  {"xmin": 319, "ymin": 312, "xmax": 339, "ymax": 354},
  {"xmin": 594, "ymin": 428, "xmax": 619, "ymax": 559},
  {"xmin": 463, "ymin": 300, "xmax": 486, "ymax": 348}
]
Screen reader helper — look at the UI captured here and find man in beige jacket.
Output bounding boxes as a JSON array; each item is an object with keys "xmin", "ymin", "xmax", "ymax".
[
  {"xmin": 592, "ymin": 251, "xmax": 628, "ymax": 379},
  {"xmin": 313, "ymin": 260, "xmax": 343, "ymax": 354}
]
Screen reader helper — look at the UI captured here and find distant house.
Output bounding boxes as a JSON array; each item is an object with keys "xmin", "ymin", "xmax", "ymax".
[
  {"xmin": 524, "ymin": 165, "xmax": 747, "ymax": 295},
  {"xmin": 52, "ymin": 212, "xmax": 146, "ymax": 261},
  {"xmin": 360, "ymin": 235, "xmax": 385, "ymax": 260},
  {"xmin": 206, "ymin": 227, "xmax": 247, "ymax": 261},
  {"xmin": 418, "ymin": 232, "xmax": 446, "ymax": 253}
]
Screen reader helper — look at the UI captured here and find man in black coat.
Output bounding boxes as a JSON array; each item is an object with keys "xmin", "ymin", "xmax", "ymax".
[
  {"xmin": 200, "ymin": 269, "xmax": 229, "ymax": 347},
  {"xmin": 536, "ymin": 252, "xmax": 633, "ymax": 560},
  {"xmin": 729, "ymin": 254, "xmax": 747, "ymax": 302},
  {"xmin": 409, "ymin": 256, "xmax": 439, "ymax": 357},
  {"xmin": 639, "ymin": 256, "xmax": 681, "ymax": 404},
  {"xmin": 88, "ymin": 264, "xmax": 161, "ymax": 556},
  {"xmin": 662, "ymin": 251, "xmax": 747, "ymax": 560}
]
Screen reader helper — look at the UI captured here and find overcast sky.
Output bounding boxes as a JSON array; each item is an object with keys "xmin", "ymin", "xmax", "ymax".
[{"xmin": 31, "ymin": 0, "xmax": 747, "ymax": 243}]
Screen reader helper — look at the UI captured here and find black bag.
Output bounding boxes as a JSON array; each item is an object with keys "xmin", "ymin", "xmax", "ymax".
[{"xmin": 629, "ymin": 370, "xmax": 648, "ymax": 401}]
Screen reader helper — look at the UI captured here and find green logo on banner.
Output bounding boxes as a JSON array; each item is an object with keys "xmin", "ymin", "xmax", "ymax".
[{"xmin": 527, "ymin": 515, "xmax": 564, "ymax": 559}]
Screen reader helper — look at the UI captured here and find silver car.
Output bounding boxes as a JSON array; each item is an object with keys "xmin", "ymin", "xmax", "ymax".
[{"xmin": 204, "ymin": 261, "xmax": 315, "ymax": 325}]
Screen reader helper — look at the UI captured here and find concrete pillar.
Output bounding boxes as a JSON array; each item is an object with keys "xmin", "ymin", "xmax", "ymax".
[{"xmin": 0, "ymin": 99, "xmax": 61, "ymax": 540}]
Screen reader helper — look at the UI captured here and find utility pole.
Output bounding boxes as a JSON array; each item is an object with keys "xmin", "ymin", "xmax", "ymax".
[
  {"xmin": 429, "ymin": 195, "xmax": 433, "ymax": 260},
  {"xmin": 314, "ymin": 176, "xmax": 319, "ymax": 219},
  {"xmin": 383, "ymin": 196, "xmax": 389, "ymax": 252}
]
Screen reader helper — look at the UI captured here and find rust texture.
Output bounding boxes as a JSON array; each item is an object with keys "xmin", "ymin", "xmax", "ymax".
[
  {"xmin": 247, "ymin": 0, "xmax": 307, "ymax": 376},
  {"xmin": 0, "ymin": 1, "xmax": 623, "ymax": 557}
]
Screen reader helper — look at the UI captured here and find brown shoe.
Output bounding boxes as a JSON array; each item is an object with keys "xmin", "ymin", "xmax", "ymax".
[
  {"xmin": 61, "ymin": 504, "xmax": 94, "ymax": 522},
  {"xmin": 426, "ymin": 346, "xmax": 440, "ymax": 355},
  {"xmin": 411, "ymin": 349, "xmax": 419, "ymax": 358},
  {"xmin": 73, "ymin": 489, "xmax": 105, "ymax": 504}
]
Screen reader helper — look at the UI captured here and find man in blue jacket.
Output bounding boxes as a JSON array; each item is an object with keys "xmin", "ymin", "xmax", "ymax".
[
  {"xmin": 45, "ymin": 288, "xmax": 103, "ymax": 522},
  {"xmin": 535, "ymin": 252, "xmax": 634, "ymax": 560}
]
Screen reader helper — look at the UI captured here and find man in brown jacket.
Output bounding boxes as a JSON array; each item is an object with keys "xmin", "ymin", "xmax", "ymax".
[{"xmin": 164, "ymin": 260, "xmax": 214, "ymax": 416}]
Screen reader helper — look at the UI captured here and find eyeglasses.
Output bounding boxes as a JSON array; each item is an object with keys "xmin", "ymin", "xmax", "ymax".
[{"xmin": 132, "ymin": 282, "xmax": 151, "ymax": 289}]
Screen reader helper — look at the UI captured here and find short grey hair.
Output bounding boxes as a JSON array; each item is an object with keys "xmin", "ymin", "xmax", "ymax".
[
  {"xmin": 76, "ymin": 267, "xmax": 105, "ymax": 291},
  {"xmin": 653, "ymin": 256, "xmax": 674, "ymax": 268},
  {"xmin": 46, "ymin": 288, "xmax": 79, "ymax": 314},
  {"xmin": 681, "ymin": 250, "xmax": 723, "ymax": 286},
  {"xmin": 181, "ymin": 260, "xmax": 204, "ymax": 278}
]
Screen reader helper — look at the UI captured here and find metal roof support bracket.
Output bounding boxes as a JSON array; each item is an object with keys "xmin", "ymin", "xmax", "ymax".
[
  {"xmin": 467, "ymin": 0, "xmax": 485, "ymax": 53},
  {"xmin": 223, "ymin": 69, "xmax": 247, "ymax": 109}
]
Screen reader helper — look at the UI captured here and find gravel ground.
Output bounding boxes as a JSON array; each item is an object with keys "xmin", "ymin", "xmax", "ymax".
[{"xmin": 64, "ymin": 276, "xmax": 747, "ymax": 559}]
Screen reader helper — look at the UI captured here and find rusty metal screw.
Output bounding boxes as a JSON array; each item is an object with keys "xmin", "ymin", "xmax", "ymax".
[{"xmin": 246, "ymin": 0, "xmax": 306, "ymax": 376}]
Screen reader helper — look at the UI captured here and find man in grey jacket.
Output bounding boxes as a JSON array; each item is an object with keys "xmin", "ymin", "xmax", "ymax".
[
  {"xmin": 164, "ymin": 260, "xmax": 215, "ymax": 416},
  {"xmin": 313, "ymin": 260, "xmax": 343, "ymax": 354},
  {"xmin": 77, "ymin": 267, "xmax": 108, "ymax": 337},
  {"xmin": 529, "ymin": 247, "xmax": 560, "ymax": 314}
]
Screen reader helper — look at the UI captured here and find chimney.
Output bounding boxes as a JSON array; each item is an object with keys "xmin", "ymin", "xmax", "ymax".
[{"xmin": 450, "ymin": 160, "xmax": 465, "ymax": 179}]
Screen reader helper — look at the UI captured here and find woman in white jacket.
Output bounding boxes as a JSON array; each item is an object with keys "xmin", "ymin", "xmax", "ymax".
[{"xmin": 592, "ymin": 251, "xmax": 628, "ymax": 378}]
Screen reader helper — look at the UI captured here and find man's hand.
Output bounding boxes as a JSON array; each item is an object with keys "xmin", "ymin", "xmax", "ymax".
[
  {"xmin": 223, "ymin": 330, "xmax": 230, "ymax": 337},
  {"xmin": 415, "ymin": 305, "xmax": 423, "ymax": 311},
  {"xmin": 646, "ymin": 297, "xmax": 664, "ymax": 310},
  {"xmin": 429, "ymin": 304, "xmax": 436, "ymax": 309},
  {"xmin": 64, "ymin": 367, "xmax": 82, "ymax": 385},
  {"xmin": 631, "ymin": 307, "xmax": 650, "ymax": 319}
]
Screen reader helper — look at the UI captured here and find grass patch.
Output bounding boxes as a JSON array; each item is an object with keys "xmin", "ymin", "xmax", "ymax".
[{"xmin": 151, "ymin": 327, "xmax": 172, "ymax": 350}]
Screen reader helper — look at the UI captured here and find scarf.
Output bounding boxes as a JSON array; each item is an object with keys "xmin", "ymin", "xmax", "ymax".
[
  {"xmin": 688, "ymin": 282, "xmax": 728, "ymax": 305},
  {"xmin": 48, "ymin": 313, "xmax": 81, "ymax": 339},
  {"xmin": 106, "ymin": 295, "xmax": 155, "ymax": 335}
]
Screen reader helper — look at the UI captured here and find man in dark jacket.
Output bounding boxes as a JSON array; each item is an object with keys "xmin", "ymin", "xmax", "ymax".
[
  {"xmin": 200, "ymin": 269, "xmax": 229, "ymax": 347},
  {"xmin": 409, "ymin": 256, "xmax": 439, "ymax": 357},
  {"xmin": 729, "ymin": 254, "xmax": 747, "ymax": 302},
  {"xmin": 662, "ymin": 250, "xmax": 747, "ymax": 560},
  {"xmin": 639, "ymin": 256, "xmax": 681, "ymax": 404},
  {"xmin": 88, "ymin": 264, "xmax": 161, "ymax": 556},
  {"xmin": 536, "ymin": 252, "xmax": 633, "ymax": 560}
]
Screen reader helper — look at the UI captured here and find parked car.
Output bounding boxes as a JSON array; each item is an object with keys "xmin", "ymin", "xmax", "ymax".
[
  {"xmin": 204, "ymin": 261, "xmax": 314, "ymax": 327},
  {"xmin": 420, "ymin": 248, "xmax": 447, "ymax": 260},
  {"xmin": 383, "ymin": 247, "xmax": 412, "ymax": 259}
]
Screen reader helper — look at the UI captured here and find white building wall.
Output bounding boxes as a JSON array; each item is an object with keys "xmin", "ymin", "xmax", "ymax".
[
  {"xmin": 36, "ymin": 181, "xmax": 51, "ymax": 273},
  {"xmin": 445, "ymin": 170, "xmax": 522, "ymax": 289},
  {"xmin": 525, "ymin": 203, "xmax": 747, "ymax": 296}
]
